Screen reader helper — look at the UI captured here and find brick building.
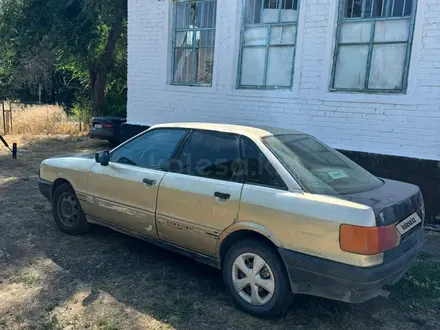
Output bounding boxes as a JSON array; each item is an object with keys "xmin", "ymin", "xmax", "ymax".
[{"xmin": 126, "ymin": 0, "xmax": 440, "ymax": 222}]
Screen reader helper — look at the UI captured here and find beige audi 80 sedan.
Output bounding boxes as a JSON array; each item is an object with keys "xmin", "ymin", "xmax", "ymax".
[{"xmin": 38, "ymin": 123, "xmax": 425, "ymax": 317}]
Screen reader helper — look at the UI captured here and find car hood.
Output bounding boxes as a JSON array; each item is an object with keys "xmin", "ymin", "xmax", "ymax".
[
  {"xmin": 50, "ymin": 152, "xmax": 96, "ymax": 159},
  {"xmin": 339, "ymin": 179, "xmax": 423, "ymax": 226}
]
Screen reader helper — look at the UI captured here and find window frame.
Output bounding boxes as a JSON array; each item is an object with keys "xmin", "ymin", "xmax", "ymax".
[
  {"xmin": 330, "ymin": 0, "xmax": 418, "ymax": 94},
  {"xmin": 109, "ymin": 128, "xmax": 189, "ymax": 171},
  {"xmin": 240, "ymin": 136, "xmax": 288, "ymax": 190},
  {"xmin": 171, "ymin": 0, "xmax": 217, "ymax": 87},
  {"xmin": 169, "ymin": 129, "xmax": 244, "ymax": 183},
  {"xmin": 236, "ymin": 0, "xmax": 301, "ymax": 90}
]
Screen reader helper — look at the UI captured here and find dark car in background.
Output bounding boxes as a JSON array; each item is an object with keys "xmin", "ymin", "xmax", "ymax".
[
  {"xmin": 89, "ymin": 117, "xmax": 126, "ymax": 145},
  {"xmin": 89, "ymin": 117, "xmax": 150, "ymax": 146}
]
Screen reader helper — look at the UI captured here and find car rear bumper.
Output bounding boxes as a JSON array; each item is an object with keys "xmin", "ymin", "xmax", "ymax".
[
  {"xmin": 38, "ymin": 179, "xmax": 53, "ymax": 202},
  {"xmin": 89, "ymin": 128, "xmax": 116, "ymax": 140},
  {"xmin": 279, "ymin": 227, "xmax": 424, "ymax": 303}
]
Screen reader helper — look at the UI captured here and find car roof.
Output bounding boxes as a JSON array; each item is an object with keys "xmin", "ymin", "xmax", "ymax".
[{"xmin": 151, "ymin": 122, "xmax": 304, "ymax": 138}]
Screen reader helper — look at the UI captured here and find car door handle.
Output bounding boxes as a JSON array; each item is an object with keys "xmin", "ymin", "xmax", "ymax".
[
  {"xmin": 143, "ymin": 178, "xmax": 156, "ymax": 186},
  {"xmin": 214, "ymin": 192, "xmax": 231, "ymax": 200}
]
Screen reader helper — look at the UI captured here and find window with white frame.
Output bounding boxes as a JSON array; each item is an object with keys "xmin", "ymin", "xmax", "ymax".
[
  {"xmin": 237, "ymin": 0, "xmax": 299, "ymax": 89},
  {"xmin": 331, "ymin": 0, "xmax": 416, "ymax": 93},
  {"xmin": 171, "ymin": 0, "xmax": 217, "ymax": 86}
]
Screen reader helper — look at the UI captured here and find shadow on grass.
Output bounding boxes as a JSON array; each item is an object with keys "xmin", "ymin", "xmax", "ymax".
[{"xmin": 0, "ymin": 137, "xmax": 438, "ymax": 329}]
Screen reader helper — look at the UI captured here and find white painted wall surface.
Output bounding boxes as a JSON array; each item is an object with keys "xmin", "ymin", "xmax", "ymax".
[{"xmin": 127, "ymin": 0, "xmax": 440, "ymax": 161}]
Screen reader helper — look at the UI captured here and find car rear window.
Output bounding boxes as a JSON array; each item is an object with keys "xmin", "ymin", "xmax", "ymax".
[{"xmin": 263, "ymin": 134, "xmax": 383, "ymax": 195}]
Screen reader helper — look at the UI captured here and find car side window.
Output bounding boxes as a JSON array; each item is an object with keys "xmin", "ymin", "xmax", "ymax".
[
  {"xmin": 241, "ymin": 137, "xmax": 286, "ymax": 190},
  {"xmin": 110, "ymin": 129, "xmax": 186, "ymax": 170},
  {"xmin": 173, "ymin": 130, "xmax": 241, "ymax": 182}
]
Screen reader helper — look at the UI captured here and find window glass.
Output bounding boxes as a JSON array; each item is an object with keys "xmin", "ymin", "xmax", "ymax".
[
  {"xmin": 242, "ymin": 137, "xmax": 285, "ymax": 189},
  {"xmin": 110, "ymin": 129, "xmax": 186, "ymax": 170},
  {"xmin": 263, "ymin": 134, "xmax": 384, "ymax": 195},
  {"xmin": 332, "ymin": 0, "xmax": 415, "ymax": 93},
  {"xmin": 174, "ymin": 130, "xmax": 241, "ymax": 181},
  {"xmin": 238, "ymin": 0, "xmax": 299, "ymax": 89},
  {"xmin": 172, "ymin": 0, "xmax": 217, "ymax": 85}
]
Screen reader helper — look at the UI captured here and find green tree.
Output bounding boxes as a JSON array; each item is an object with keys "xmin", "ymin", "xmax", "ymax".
[{"xmin": 0, "ymin": 0, "xmax": 127, "ymax": 116}]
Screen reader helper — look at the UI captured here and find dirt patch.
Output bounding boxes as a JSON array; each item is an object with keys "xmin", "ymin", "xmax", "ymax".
[{"xmin": 1, "ymin": 136, "xmax": 440, "ymax": 330}]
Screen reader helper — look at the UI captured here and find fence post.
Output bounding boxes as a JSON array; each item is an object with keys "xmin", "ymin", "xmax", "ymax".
[
  {"xmin": 9, "ymin": 107, "xmax": 12, "ymax": 134},
  {"xmin": 12, "ymin": 143, "xmax": 17, "ymax": 159},
  {"xmin": 8, "ymin": 101, "xmax": 12, "ymax": 134},
  {"xmin": 5, "ymin": 111, "xmax": 9, "ymax": 134},
  {"xmin": 1, "ymin": 101, "xmax": 5, "ymax": 134}
]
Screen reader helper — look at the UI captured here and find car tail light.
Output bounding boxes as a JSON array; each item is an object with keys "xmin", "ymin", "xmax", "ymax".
[
  {"xmin": 103, "ymin": 123, "xmax": 113, "ymax": 128},
  {"xmin": 340, "ymin": 224, "xmax": 400, "ymax": 255}
]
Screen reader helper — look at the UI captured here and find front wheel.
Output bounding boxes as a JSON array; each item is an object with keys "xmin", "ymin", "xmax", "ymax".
[
  {"xmin": 222, "ymin": 240, "xmax": 293, "ymax": 318},
  {"xmin": 52, "ymin": 183, "xmax": 90, "ymax": 235}
]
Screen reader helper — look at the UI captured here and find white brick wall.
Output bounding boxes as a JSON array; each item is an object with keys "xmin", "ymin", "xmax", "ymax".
[{"xmin": 128, "ymin": 0, "xmax": 440, "ymax": 161}]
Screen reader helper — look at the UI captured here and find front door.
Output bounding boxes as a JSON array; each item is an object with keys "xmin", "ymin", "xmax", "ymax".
[
  {"xmin": 156, "ymin": 129, "xmax": 244, "ymax": 256},
  {"xmin": 85, "ymin": 128, "xmax": 188, "ymax": 237}
]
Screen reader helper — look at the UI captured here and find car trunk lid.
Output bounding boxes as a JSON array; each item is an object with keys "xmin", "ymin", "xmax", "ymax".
[
  {"xmin": 91, "ymin": 116, "xmax": 126, "ymax": 130},
  {"xmin": 339, "ymin": 179, "xmax": 424, "ymax": 227}
]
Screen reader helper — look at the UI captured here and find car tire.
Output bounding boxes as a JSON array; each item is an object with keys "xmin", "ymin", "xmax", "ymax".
[
  {"xmin": 52, "ymin": 183, "xmax": 90, "ymax": 235},
  {"xmin": 223, "ymin": 239, "xmax": 293, "ymax": 318}
]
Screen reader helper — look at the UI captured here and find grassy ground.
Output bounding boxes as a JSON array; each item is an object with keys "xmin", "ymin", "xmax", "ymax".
[{"xmin": 0, "ymin": 135, "xmax": 439, "ymax": 330}]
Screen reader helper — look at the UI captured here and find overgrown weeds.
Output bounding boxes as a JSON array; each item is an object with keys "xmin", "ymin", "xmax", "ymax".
[{"xmin": 0, "ymin": 103, "xmax": 87, "ymax": 135}]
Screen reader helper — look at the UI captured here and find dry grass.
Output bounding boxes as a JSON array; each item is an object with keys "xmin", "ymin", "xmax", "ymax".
[{"xmin": 0, "ymin": 103, "xmax": 85, "ymax": 135}]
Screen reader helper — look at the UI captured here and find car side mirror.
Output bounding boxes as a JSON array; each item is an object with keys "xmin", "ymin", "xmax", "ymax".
[{"xmin": 95, "ymin": 151, "xmax": 110, "ymax": 166}]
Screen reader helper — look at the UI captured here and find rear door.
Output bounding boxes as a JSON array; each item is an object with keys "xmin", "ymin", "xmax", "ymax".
[
  {"xmin": 86, "ymin": 128, "xmax": 187, "ymax": 237},
  {"xmin": 156, "ymin": 130, "xmax": 244, "ymax": 256}
]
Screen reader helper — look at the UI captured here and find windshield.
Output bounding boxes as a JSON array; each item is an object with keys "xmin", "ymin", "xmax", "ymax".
[{"xmin": 263, "ymin": 134, "xmax": 383, "ymax": 195}]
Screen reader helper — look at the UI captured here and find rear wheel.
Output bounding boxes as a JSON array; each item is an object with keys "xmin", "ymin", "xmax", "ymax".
[
  {"xmin": 222, "ymin": 240, "xmax": 293, "ymax": 318},
  {"xmin": 52, "ymin": 183, "xmax": 90, "ymax": 235}
]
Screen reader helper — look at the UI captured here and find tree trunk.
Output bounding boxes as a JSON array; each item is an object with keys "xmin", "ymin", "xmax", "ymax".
[
  {"xmin": 89, "ymin": 3, "xmax": 126, "ymax": 117},
  {"xmin": 90, "ymin": 68, "xmax": 106, "ymax": 117}
]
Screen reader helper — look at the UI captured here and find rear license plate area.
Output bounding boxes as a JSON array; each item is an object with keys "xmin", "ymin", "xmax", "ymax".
[{"xmin": 396, "ymin": 212, "xmax": 422, "ymax": 235}]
